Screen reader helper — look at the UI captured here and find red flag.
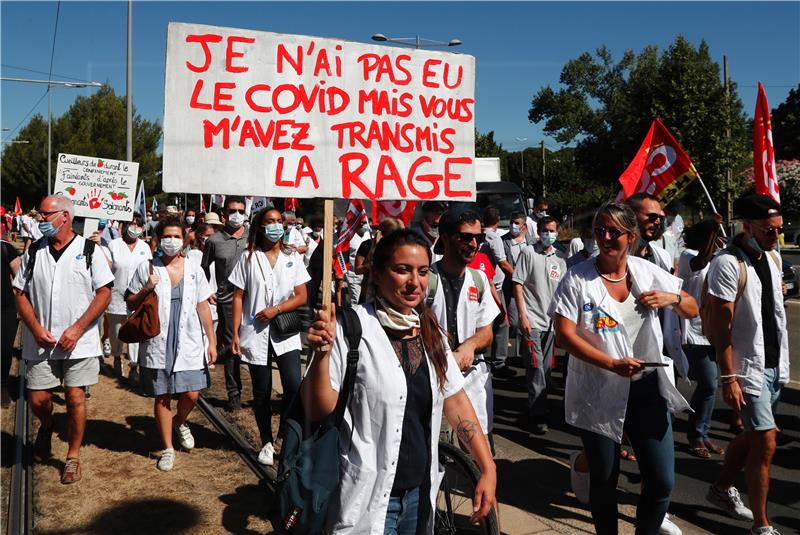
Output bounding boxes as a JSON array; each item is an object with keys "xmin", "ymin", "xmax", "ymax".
[
  {"xmin": 618, "ymin": 119, "xmax": 700, "ymax": 204},
  {"xmin": 285, "ymin": 198, "xmax": 299, "ymax": 212},
  {"xmin": 13, "ymin": 197, "xmax": 22, "ymax": 216},
  {"xmin": 200, "ymin": 194, "xmax": 207, "ymax": 213},
  {"xmin": 753, "ymin": 82, "xmax": 780, "ymax": 203},
  {"xmin": 375, "ymin": 200, "xmax": 417, "ymax": 226},
  {"xmin": 334, "ymin": 200, "xmax": 367, "ymax": 278}
]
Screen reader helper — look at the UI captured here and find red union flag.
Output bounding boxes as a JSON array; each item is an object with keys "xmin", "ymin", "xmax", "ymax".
[
  {"xmin": 13, "ymin": 196, "xmax": 22, "ymax": 216},
  {"xmin": 374, "ymin": 200, "xmax": 417, "ymax": 226},
  {"xmin": 618, "ymin": 119, "xmax": 700, "ymax": 204},
  {"xmin": 753, "ymin": 82, "xmax": 780, "ymax": 203},
  {"xmin": 334, "ymin": 200, "xmax": 367, "ymax": 278}
]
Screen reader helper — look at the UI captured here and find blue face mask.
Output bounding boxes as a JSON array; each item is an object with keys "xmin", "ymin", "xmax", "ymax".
[
  {"xmin": 38, "ymin": 220, "xmax": 62, "ymax": 238},
  {"xmin": 540, "ymin": 231, "xmax": 558, "ymax": 247},
  {"xmin": 264, "ymin": 223, "xmax": 285, "ymax": 243}
]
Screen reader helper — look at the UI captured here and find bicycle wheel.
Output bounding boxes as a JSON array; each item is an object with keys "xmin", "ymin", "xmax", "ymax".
[{"xmin": 435, "ymin": 441, "xmax": 499, "ymax": 535}]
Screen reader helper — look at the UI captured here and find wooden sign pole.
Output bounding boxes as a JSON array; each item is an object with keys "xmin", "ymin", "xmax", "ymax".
[{"xmin": 321, "ymin": 199, "xmax": 334, "ymax": 310}]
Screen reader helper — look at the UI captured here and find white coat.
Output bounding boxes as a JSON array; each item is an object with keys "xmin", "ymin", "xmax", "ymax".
[
  {"xmin": 106, "ymin": 237, "xmax": 152, "ymax": 315},
  {"xmin": 548, "ymin": 256, "xmax": 691, "ymax": 443},
  {"xmin": 13, "ymin": 235, "xmax": 115, "ymax": 361},
  {"xmin": 317, "ymin": 304, "xmax": 465, "ymax": 535},
  {"xmin": 648, "ymin": 243, "xmax": 689, "ymax": 378},
  {"xmin": 228, "ymin": 249, "xmax": 310, "ymax": 364},
  {"xmin": 127, "ymin": 255, "xmax": 213, "ymax": 372},
  {"xmin": 707, "ymin": 248, "xmax": 790, "ymax": 395},
  {"xmin": 429, "ymin": 263, "xmax": 500, "ymax": 434}
]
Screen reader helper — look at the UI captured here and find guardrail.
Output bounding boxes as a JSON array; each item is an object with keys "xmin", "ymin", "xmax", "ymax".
[{"xmin": 7, "ymin": 359, "xmax": 32, "ymax": 535}]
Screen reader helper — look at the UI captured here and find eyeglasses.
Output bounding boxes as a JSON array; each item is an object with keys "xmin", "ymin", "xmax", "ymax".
[
  {"xmin": 455, "ymin": 232, "xmax": 485, "ymax": 245},
  {"xmin": 227, "ymin": 208, "xmax": 246, "ymax": 215},
  {"xmin": 645, "ymin": 213, "xmax": 665, "ymax": 223},
  {"xmin": 36, "ymin": 210, "xmax": 65, "ymax": 220},
  {"xmin": 594, "ymin": 226, "xmax": 626, "ymax": 240}
]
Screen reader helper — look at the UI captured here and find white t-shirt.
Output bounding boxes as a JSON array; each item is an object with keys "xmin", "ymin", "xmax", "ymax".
[
  {"xmin": 677, "ymin": 249, "xmax": 710, "ymax": 345},
  {"xmin": 106, "ymin": 238, "xmax": 152, "ymax": 315}
]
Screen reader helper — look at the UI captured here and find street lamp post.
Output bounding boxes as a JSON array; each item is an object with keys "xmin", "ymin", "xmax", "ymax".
[
  {"xmin": 371, "ymin": 33, "xmax": 462, "ymax": 49},
  {"xmin": 515, "ymin": 137, "xmax": 527, "ymax": 194}
]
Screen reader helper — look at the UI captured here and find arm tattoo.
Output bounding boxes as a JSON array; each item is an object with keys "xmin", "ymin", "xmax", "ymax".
[{"xmin": 456, "ymin": 416, "xmax": 478, "ymax": 445}]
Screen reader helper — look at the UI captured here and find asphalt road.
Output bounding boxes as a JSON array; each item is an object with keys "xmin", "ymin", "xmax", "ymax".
[{"xmin": 491, "ymin": 353, "xmax": 800, "ymax": 534}]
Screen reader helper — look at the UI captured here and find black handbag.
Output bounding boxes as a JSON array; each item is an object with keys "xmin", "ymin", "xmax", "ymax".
[
  {"xmin": 272, "ymin": 310, "xmax": 303, "ymax": 335},
  {"xmin": 271, "ymin": 306, "xmax": 362, "ymax": 533}
]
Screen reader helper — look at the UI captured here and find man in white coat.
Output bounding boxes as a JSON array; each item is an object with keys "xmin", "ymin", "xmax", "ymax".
[
  {"xmin": 13, "ymin": 196, "xmax": 114, "ymax": 484},
  {"xmin": 706, "ymin": 194, "xmax": 789, "ymax": 535},
  {"xmin": 428, "ymin": 204, "xmax": 500, "ymax": 440}
]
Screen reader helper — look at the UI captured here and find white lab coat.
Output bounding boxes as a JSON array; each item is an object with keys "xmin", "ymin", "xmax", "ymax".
[
  {"xmin": 428, "ymin": 264, "xmax": 501, "ymax": 433},
  {"xmin": 106, "ymin": 237, "xmax": 152, "ymax": 315},
  {"xmin": 707, "ymin": 248, "xmax": 790, "ymax": 395},
  {"xmin": 127, "ymin": 255, "xmax": 213, "ymax": 372},
  {"xmin": 548, "ymin": 256, "xmax": 691, "ymax": 443},
  {"xmin": 227, "ymin": 249, "xmax": 310, "ymax": 364},
  {"xmin": 648, "ymin": 243, "xmax": 689, "ymax": 378},
  {"xmin": 317, "ymin": 304, "xmax": 465, "ymax": 534},
  {"xmin": 13, "ymin": 235, "xmax": 115, "ymax": 361}
]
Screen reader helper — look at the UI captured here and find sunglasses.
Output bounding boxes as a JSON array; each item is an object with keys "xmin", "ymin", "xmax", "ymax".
[
  {"xmin": 455, "ymin": 232, "xmax": 485, "ymax": 245},
  {"xmin": 645, "ymin": 213, "xmax": 665, "ymax": 223},
  {"xmin": 755, "ymin": 224, "xmax": 784, "ymax": 235},
  {"xmin": 227, "ymin": 209, "xmax": 246, "ymax": 215},
  {"xmin": 594, "ymin": 226, "xmax": 626, "ymax": 240}
]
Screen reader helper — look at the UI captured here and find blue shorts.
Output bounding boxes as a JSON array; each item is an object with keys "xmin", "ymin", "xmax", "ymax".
[{"xmin": 741, "ymin": 367, "xmax": 781, "ymax": 432}]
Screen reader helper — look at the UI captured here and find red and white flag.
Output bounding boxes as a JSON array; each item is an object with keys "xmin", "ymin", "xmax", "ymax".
[
  {"xmin": 200, "ymin": 194, "xmax": 207, "ymax": 213},
  {"xmin": 285, "ymin": 198, "xmax": 299, "ymax": 212},
  {"xmin": 374, "ymin": 200, "xmax": 417, "ymax": 226},
  {"xmin": 618, "ymin": 119, "xmax": 700, "ymax": 204},
  {"xmin": 13, "ymin": 196, "xmax": 21, "ymax": 216},
  {"xmin": 211, "ymin": 194, "xmax": 226, "ymax": 208},
  {"xmin": 334, "ymin": 200, "xmax": 367, "ymax": 278},
  {"xmin": 753, "ymin": 82, "xmax": 780, "ymax": 203}
]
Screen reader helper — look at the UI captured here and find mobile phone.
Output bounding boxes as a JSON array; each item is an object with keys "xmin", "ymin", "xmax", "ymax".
[{"xmin": 640, "ymin": 362, "xmax": 668, "ymax": 367}]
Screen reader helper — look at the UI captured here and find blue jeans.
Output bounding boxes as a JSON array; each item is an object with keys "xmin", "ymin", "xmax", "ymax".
[
  {"xmin": 383, "ymin": 487, "xmax": 420, "ymax": 535},
  {"xmin": 684, "ymin": 345, "xmax": 718, "ymax": 442},
  {"xmin": 580, "ymin": 372, "xmax": 675, "ymax": 535}
]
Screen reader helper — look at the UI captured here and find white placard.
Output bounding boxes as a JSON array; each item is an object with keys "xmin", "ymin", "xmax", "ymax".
[
  {"xmin": 54, "ymin": 153, "xmax": 139, "ymax": 222},
  {"xmin": 163, "ymin": 22, "xmax": 476, "ymax": 201}
]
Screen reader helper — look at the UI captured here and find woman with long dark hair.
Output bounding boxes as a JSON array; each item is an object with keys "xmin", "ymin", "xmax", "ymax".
[
  {"xmin": 230, "ymin": 208, "xmax": 309, "ymax": 466},
  {"xmin": 304, "ymin": 229, "xmax": 496, "ymax": 534}
]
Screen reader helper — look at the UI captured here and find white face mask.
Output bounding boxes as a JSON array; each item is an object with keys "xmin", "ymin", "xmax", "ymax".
[
  {"xmin": 185, "ymin": 216, "xmax": 195, "ymax": 225},
  {"xmin": 127, "ymin": 226, "xmax": 143, "ymax": 239},
  {"xmin": 160, "ymin": 237, "xmax": 183, "ymax": 257},
  {"xmin": 227, "ymin": 211, "xmax": 245, "ymax": 228},
  {"xmin": 311, "ymin": 230, "xmax": 321, "ymax": 239}
]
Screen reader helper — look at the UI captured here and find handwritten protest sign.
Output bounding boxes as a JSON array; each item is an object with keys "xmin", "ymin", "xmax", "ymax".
[
  {"xmin": 54, "ymin": 153, "xmax": 139, "ymax": 221},
  {"xmin": 163, "ymin": 22, "xmax": 476, "ymax": 201}
]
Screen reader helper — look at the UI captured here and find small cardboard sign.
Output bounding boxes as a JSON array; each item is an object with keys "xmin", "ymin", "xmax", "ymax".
[{"xmin": 54, "ymin": 153, "xmax": 139, "ymax": 222}]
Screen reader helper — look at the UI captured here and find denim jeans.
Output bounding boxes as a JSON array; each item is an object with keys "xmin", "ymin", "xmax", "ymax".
[
  {"xmin": 684, "ymin": 345, "xmax": 717, "ymax": 442},
  {"xmin": 580, "ymin": 372, "xmax": 675, "ymax": 535},
  {"xmin": 383, "ymin": 487, "xmax": 420, "ymax": 535},
  {"xmin": 247, "ymin": 345, "xmax": 301, "ymax": 445}
]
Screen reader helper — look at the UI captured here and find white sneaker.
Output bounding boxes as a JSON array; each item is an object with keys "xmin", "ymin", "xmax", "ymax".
[
  {"xmin": 659, "ymin": 514, "xmax": 682, "ymax": 535},
  {"xmin": 103, "ymin": 339, "xmax": 112, "ymax": 357},
  {"xmin": 751, "ymin": 526, "xmax": 781, "ymax": 535},
  {"xmin": 706, "ymin": 485, "xmax": 754, "ymax": 521},
  {"xmin": 569, "ymin": 451, "xmax": 590, "ymax": 505},
  {"xmin": 258, "ymin": 442, "xmax": 275, "ymax": 466},
  {"xmin": 175, "ymin": 423, "xmax": 195, "ymax": 451},
  {"xmin": 157, "ymin": 448, "xmax": 175, "ymax": 471}
]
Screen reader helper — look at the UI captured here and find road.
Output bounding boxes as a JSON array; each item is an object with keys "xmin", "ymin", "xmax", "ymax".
[{"xmin": 491, "ymin": 354, "xmax": 800, "ymax": 534}]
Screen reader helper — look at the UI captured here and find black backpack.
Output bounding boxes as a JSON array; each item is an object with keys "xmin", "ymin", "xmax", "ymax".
[
  {"xmin": 24, "ymin": 237, "xmax": 95, "ymax": 285},
  {"xmin": 271, "ymin": 306, "xmax": 362, "ymax": 534}
]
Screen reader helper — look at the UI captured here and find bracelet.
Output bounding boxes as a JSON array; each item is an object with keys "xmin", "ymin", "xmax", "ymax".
[
  {"xmin": 675, "ymin": 293, "xmax": 682, "ymax": 306},
  {"xmin": 721, "ymin": 378, "xmax": 737, "ymax": 385},
  {"xmin": 719, "ymin": 374, "xmax": 737, "ymax": 379},
  {"xmin": 275, "ymin": 304, "xmax": 283, "ymax": 313}
]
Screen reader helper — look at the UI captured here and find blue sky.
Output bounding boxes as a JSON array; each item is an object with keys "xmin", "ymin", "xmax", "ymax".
[{"xmin": 2, "ymin": 1, "xmax": 799, "ymax": 153}]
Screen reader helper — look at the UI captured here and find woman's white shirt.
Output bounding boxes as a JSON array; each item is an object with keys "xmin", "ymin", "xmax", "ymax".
[
  {"xmin": 228, "ymin": 249, "xmax": 311, "ymax": 363},
  {"xmin": 127, "ymin": 254, "xmax": 213, "ymax": 371},
  {"xmin": 677, "ymin": 249, "xmax": 711, "ymax": 345},
  {"xmin": 313, "ymin": 304, "xmax": 465, "ymax": 534},
  {"xmin": 548, "ymin": 256, "xmax": 690, "ymax": 443},
  {"xmin": 107, "ymin": 237, "xmax": 152, "ymax": 315}
]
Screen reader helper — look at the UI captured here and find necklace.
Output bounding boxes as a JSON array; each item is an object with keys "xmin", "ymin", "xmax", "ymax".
[{"xmin": 595, "ymin": 261, "xmax": 628, "ymax": 283}]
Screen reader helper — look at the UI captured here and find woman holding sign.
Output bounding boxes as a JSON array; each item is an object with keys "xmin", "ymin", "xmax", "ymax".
[
  {"xmin": 126, "ymin": 216, "xmax": 217, "ymax": 471},
  {"xmin": 229, "ymin": 208, "xmax": 310, "ymax": 467},
  {"xmin": 304, "ymin": 229, "xmax": 496, "ymax": 534},
  {"xmin": 550, "ymin": 202, "xmax": 696, "ymax": 535}
]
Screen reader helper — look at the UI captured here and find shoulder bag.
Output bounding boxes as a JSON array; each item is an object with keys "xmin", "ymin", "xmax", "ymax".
[{"xmin": 118, "ymin": 262, "xmax": 160, "ymax": 343}]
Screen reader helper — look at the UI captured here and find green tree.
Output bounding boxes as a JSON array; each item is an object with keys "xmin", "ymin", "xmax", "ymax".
[
  {"xmin": 772, "ymin": 84, "xmax": 800, "ymax": 160},
  {"xmin": 528, "ymin": 36, "xmax": 750, "ymax": 213},
  {"xmin": 2, "ymin": 84, "xmax": 162, "ymax": 210}
]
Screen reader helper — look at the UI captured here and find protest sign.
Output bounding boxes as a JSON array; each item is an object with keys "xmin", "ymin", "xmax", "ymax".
[
  {"xmin": 54, "ymin": 153, "xmax": 139, "ymax": 222},
  {"xmin": 163, "ymin": 22, "xmax": 476, "ymax": 201}
]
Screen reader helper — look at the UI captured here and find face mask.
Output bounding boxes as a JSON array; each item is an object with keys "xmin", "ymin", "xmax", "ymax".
[
  {"xmin": 540, "ymin": 231, "xmax": 558, "ymax": 247},
  {"xmin": 582, "ymin": 237, "xmax": 598, "ymax": 253},
  {"xmin": 227, "ymin": 212, "xmax": 245, "ymax": 228},
  {"xmin": 427, "ymin": 226, "xmax": 439, "ymax": 239},
  {"xmin": 38, "ymin": 220, "xmax": 63, "ymax": 238},
  {"xmin": 185, "ymin": 216, "xmax": 195, "ymax": 225},
  {"xmin": 535, "ymin": 211, "xmax": 547, "ymax": 219},
  {"xmin": 361, "ymin": 223, "xmax": 371, "ymax": 235},
  {"xmin": 160, "ymin": 237, "xmax": 183, "ymax": 257},
  {"xmin": 746, "ymin": 236, "xmax": 764, "ymax": 254},
  {"xmin": 127, "ymin": 226, "xmax": 143, "ymax": 239},
  {"xmin": 509, "ymin": 223, "xmax": 521, "ymax": 238},
  {"xmin": 263, "ymin": 223, "xmax": 285, "ymax": 243},
  {"xmin": 311, "ymin": 231, "xmax": 321, "ymax": 239}
]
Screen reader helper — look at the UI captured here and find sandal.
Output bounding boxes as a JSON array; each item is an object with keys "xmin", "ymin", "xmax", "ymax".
[
  {"xmin": 619, "ymin": 448, "xmax": 637, "ymax": 462},
  {"xmin": 704, "ymin": 441, "xmax": 725, "ymax": 455},
  {"xmin": 688, "ymin": 443, "xmax": 711, "ymax": 459}
]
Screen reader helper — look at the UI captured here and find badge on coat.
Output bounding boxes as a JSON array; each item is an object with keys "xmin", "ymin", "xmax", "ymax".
[
  {"xmin": 592, "ymin": 311, "xmax": 619, "ymax": 332},
  {"xmin": 548, "ymin": 264, "xmax": 561, "ymax": 280},
  {"xmin": 583, "ymin": 303, "xmax": 594, "ymax": 312},
  {"xmin": 468, "ymin": 286, "xmax": 479, "ymax": 302}
]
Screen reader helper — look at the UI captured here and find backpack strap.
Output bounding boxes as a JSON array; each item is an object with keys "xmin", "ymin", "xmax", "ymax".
[
  {"xmin": 766, "ymin": 250, "xmax": 781, "ymax": 272},
  {"xmin": 426, "ymin": 271, "xmax": 439, "ymax": 308},
  {"xmin": 727, "ymin": 246, "xmax": 748, "ymax": 303},
  {"xmin": 23, "ymin": 237, "xmax": 47, "ymax": 285},
  {"xmin": 83, "ymin": 238, "xmax": 95, "ymax": 272},
  {"xmin": 466, "ymin": 267, "xmax": 485, "ymax": 302},
  {"xmin": 329, "ymin": 306, "xmax": 362, "ymax": 428}
]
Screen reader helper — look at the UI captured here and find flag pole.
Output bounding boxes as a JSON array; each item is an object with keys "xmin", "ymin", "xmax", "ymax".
[
  {"xmin": 696, "ymin": 174, "xmax": 727, "ymax": 237},
  {"xmin": 319, "ymin": 198, "xmax": 335, "ymax": 352}
]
